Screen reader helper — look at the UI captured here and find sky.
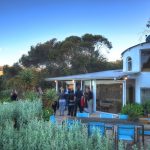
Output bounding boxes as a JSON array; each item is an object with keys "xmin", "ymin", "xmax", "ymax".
[{"xmin": 0, "ymin": 0, "xmax": 150, "ymax": 66}]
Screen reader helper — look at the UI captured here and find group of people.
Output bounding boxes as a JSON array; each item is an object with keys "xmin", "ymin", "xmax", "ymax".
[{"xmin": 52, "ymin": 84, "xmax": 93, "ymax": 117}]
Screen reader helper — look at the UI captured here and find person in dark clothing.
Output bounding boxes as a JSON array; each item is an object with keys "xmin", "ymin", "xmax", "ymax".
[
  {"xmin": 74, "ymin": 85, "xmax": 83, "ymax": 116},
  {"xmin": 68, "ymin": 91, "xmax": 75, "ymax": 116},
  {"xmin": 84, "ymin": 87, "xmax": 93, "ymax": 114},
  {"xmin": 64, "ymin": 85, "xmax": 70, "ymax": 112},
  {"xmin": 52, "ymin": 101, "xmax": 57, "ymax": 115},
  {"xmin": 11, "ymin": 89, "xmax": 18, "ymax": 101}
]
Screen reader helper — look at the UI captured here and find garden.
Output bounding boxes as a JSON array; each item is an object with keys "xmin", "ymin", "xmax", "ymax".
[
  {"xmin": 0, "ymin": 66, "xmax": 149, "ymax": 150},
  {"xmin": 0, "ymin": 96, "xmax": 147, "ymax": 150}
]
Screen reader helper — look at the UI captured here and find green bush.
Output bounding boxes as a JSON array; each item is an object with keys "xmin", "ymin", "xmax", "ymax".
[
  {"xmin": 23, "ymin": 91, "xmax": 39, "ymax": 101},
  {"xmin": 0, "ymin": 90, "xmax": 11, "ymax": 103},
  {"xmin": 142, "ymin": 100, "xmax": 150, "ymax": 115},
  {"xmin": 42, "ymin": 108, "xmax": 53, "ymax": 121},
  {"xmin": 44, "ymin": 88, "xmax": 58, "ymax": 101},
  {"xmin": 0, "ymin": 102, "xmax": 15, "ymax": 126},
  {"xmin": 0, "ymin": 100, "xmax": 142, "ymax": 150},
  {"xmin": 43, "ymin": 88, "xmax": 58, "ymax": 108},
  {"xmin": 0, "ymin": 119, "xmax": 142, "ymax": 150},
  {"xmin": 121, "ymin": 103, "xmax": 143, "ymax": 121},
  {"xmin": 0, "ymin": 100, "xmax": 43, "ymax": 127}
]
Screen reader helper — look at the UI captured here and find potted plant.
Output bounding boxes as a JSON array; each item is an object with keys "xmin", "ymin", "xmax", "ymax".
[
  {"xmin": 121, "ymin": 103, "xmax": 143, "ymax": 121},
  {"xmin": 142, "ymin": 100, "xmax": 150, "ymax": 117}
]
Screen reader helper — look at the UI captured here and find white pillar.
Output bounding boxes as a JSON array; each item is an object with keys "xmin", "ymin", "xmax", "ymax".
[
  {"xmin": 90, "ymin": 80, "xmax": 92, "ymax": 90},
  {"xmin": 73, "ymin": 80, "xmax": 76, "ymax": 93},
  {"xmin": 92, "ymin": 80, "xmax": 96, "ymax": 112},
  {"xmin": 55, "ymin": 80, "xmax": 58, "ymax": 92},
  {"xmin": 122, "ymin": 80, "xmax": 127, "ymax": 106},
  {"xmin": 81, "ymin": 80, "xmax": 83, "ymax": 90}
]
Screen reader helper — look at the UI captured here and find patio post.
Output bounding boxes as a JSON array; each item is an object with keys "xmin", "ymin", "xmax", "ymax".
[
  {"xmin": 92, "ymin": 80, "xmax": 96, "ymax": 112},
  {"xmin": 122, "ymin": 80, "xmax": 127, "ymax": 106},
  {"xmin": 55, "ymin": 80, "xmax": 58, "ymax": 92},
  {"xmin": 90, "ymin": 80, "xmax": 92, "ymax": 90},
  {"xmin": 81, "ymin": 80, "xmax": 83, "ymax": 90},
  {"xmin": 73, "ymin": 80, "xmax": 76, "ymax": 93}
]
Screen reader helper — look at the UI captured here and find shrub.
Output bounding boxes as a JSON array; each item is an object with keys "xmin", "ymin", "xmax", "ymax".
[
  {"xmin": 43, "ymin": 89, "xmax": 58, "ymax": 108},
  {"xmin": 0, "ymin": 100, "xmax": 143, "ymax": 150},
  {"xmin": 0, "ymin": 90, "xmax": 11, "ymax": 103},
  {"xmin": 23, "ymin": 91, "xmax": 39, "ymax": 101},
  {"xmin": 44, "ymin": 89, "xmax": 58, "ymax": 101},
  {"xmin": 15, "ymin": 100, "xmax": 43, "ymax": 124},
  {"xmin": 0, "ymin": 100, "xmax": 43, "ymax": 127},
  {"xmin": 0, "ymin": 119, "xmax": 142, "ymax": 150},
  {"xmin": 42, "ymin": 108, "xmax": 53, "ymax": 121},
  {"xmin": 0, "ymin": 102, "xmax": 15, "ymax": 126},
  {"xmin": 142, "ymin": 100, "xmax": 150, "ymax": 115},
  {"xmin": 121, "ymin": 103, "xmax": 143, "ymax": 121}
]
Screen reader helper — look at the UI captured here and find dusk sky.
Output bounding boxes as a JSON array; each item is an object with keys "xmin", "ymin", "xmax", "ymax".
[{"xmin": 0, "ymin": 0, "xmax": 150, "ymax": 66}]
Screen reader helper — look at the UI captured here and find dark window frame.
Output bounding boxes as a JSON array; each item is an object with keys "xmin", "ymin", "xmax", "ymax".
[
  {"xmin": 141, "ymin": 88, "xmax": 150, "ymax": 103},
  {"xmin": 127, "ymin": 57, "xmax": 132, "ymax": 71},
  {"xmin": 141, "ymin": 49, "xmax": 150, "ymax": 72}
]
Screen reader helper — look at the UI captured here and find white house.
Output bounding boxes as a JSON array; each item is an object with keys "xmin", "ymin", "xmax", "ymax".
[{"xmin": 46, "ymin": 36, "xmax": 150, "ymax": 114}]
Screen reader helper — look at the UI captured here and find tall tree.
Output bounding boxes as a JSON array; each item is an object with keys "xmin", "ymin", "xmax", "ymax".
[{"xmin": 19, "ymin": 33, "xmax": 112, "ymax": 76}]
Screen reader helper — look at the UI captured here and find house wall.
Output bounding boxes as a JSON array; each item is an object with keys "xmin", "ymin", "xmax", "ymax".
[
  {"xmin": 122, "ymin": 42, "xmax": 150, "ymax": 103},
  {"xmin": 123, "ymin": 43, "xmax": 150, "ymax": 72}
]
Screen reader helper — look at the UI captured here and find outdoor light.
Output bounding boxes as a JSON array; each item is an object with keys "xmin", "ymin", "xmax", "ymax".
[
  {"xmin": 55, "ymin": 80, "xmax": 57, "ymax": 82},
  {"xmin": 72, "ymin": 80, "xmax": 75, "ymax": 83},
  {"xmin": 124, "ymin": 77, "xmax": 127, "ymax": 80}
]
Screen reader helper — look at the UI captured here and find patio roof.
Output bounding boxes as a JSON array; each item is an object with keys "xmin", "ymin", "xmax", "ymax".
[{"xmin": 45, "ymin": 69, "xmax": 138, "ymax": 81}]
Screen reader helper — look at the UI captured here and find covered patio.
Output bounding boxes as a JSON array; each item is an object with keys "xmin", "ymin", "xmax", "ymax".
[{"xmin": 46, "ymin": 69, "xmax": 137, "ymax": 114}]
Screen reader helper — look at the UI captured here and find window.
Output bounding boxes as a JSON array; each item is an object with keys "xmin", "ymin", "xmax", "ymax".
[
  {"xmin": 141, "ymin": 88, "xmax": 150, "ymax": 103},
  {"xmin": 141, "ymin": 50, "xmax": 150, "ymax": 71},
  {"xmin": 127, "ymin": 57, "xmax": 132, "ymax": 71}
]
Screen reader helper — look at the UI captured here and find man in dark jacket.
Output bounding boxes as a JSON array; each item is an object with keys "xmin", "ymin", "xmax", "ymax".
[{"xmin": 74, "ymin": 85, "xmax": 83, "ymax": 116}]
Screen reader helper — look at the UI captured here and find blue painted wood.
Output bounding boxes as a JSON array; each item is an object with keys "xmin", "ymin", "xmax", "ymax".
[
  {"xmin": 76, "ymin": 112, "xmax": 90, "ymax": 118},
  {"xmin": 117, "ymin": 125, "xmax": 135, "ymax": 141},
  {"xmin": 88, "ymin": 122, "xmax": 105, "ymax": 136},
  {"xmin": 100, "ymin": 113, "xmax": 114, "ymax": 118},
  {"xmin": 119, "ymin": 114, "xmax": 128, "ymax": 120},
  {"xmin": 50, "ymin": 115, "xmax": 56, "ymax": 123},
  {"xmin": 139, "ymin": 130, "xmax": 150, "ymax": 136}
]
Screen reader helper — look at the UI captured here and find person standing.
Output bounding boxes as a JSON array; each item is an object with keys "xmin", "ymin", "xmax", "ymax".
[
  {"xmin": 37, "ymin": 87, "xmax": 43, "ymax": 98},
  {"xmin": 52, "ymin": 100, "xmax": 57, "ymax": 115},
  {"xmin": 84, "ymin": 87, "xmax": 93, "ymax": 114},
  {"xmin": 74, "ymin": 85, "xmax": 83, "ymax": 116},
  {"xmin": 68, "ymin": 90, "xmax": 75, "ymax": 116},
  {"xmin": 59, "ymin": 94, "xmax": 66, "ymax": 116},
  {"xmin": 11, "ymin": 89, "xmax": 18, "ymax": 101},
  {"xmin": 64, "ymin": 85, "xmax": 70, "ymax": 112}
]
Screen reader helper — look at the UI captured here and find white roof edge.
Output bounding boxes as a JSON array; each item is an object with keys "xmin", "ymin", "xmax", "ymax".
[{"xmin": 45, "ymin": 70, "xmax": 139, "ymax": 81}]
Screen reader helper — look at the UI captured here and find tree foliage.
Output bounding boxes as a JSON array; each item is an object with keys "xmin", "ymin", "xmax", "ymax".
[
  {"xmin": 19, "ymin": 34, "xmax": 114, "ymax": 76},
  {"xmin": 0, "ymin": 33, "xmax": 123, "ymax": 98},
  {"xmin": 146, "ymin": 18, "xmax": 150, "ymax": 28}
]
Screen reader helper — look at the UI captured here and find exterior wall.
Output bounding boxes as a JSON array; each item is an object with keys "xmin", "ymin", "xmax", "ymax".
[
  {"xmin": 122, "ymin": 43, "xmax": 150, "ymax": 72},
  {"xmin": 122, "ymin": 43, "xmax": 150, "ymax": 104},
  {"xmin": 135, "ymin": 73, "xmax": 150, "ymax": 103}
]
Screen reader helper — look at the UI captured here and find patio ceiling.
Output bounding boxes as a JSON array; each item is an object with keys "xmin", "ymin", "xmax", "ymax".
[{"xmin": 45, "ymin": 69, "xmax": 139, "ymax": 81}]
